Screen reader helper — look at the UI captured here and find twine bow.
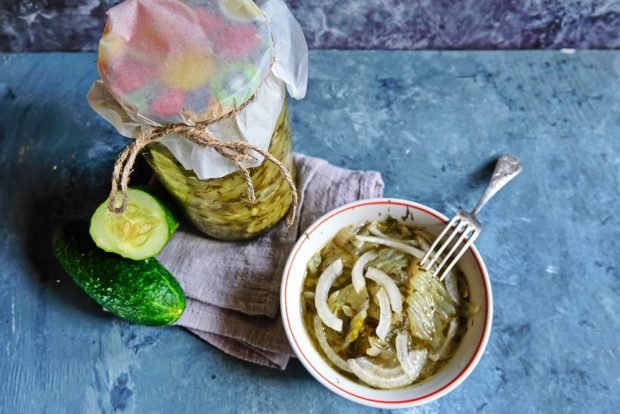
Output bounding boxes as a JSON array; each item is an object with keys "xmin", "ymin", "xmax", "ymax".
[{"xmin": 107, "ymin": 124, "xmax": 299, "ymax": 227}]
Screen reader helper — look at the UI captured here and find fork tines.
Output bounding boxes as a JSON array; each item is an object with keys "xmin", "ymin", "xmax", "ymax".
[{"xmin": 420, "ymin": 210, "xmax": 482, "ymax": 281}]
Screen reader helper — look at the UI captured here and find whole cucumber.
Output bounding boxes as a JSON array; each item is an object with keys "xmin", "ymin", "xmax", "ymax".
[{"xmin": 53, "ymin": 221, "xmax": 185, "ymax": 326}]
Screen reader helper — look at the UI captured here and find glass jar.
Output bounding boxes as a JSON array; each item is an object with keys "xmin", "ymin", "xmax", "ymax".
[{"xmin": 143, "ymin": 101, "xmax": 295, "ymax": 241}]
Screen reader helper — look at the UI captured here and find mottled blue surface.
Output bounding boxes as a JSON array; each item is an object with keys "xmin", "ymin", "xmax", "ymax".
[
  {"xmin": 1, "ymin": 51, "xmax": 620, "ymax": 413},
  {"xmin": 1, "ymin": 0, "xmax": 620, "ymax": 51}
]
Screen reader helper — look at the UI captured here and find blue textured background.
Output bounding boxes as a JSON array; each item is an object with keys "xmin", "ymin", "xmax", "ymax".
[
  {"xmin": 1, "ymin": 0, "xmax": 619, "ymax": 51},
  {"xmin": 1, "ymin": 51, "xmax": 619, "ymax": 412}
]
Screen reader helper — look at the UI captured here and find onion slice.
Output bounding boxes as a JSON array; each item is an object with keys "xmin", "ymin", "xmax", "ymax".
[
  {"xmin": 315, "ymin": 259, "xmax": 344, "ymax": 331},
  {"xmin": 313, "ymin": 316, "xmax": 351, "ymax": 372},
  {"xmin": 375, "ymin": 288, "xmax": 392, "ymax": 341},
  {"xmin": 365, "ymin": 267, "xmax": 402, "ymax": 314},
  {"xmin": 352, "ymin": 251, "xmax": 377, "ymax": 293},
  {"xmin": 415, "ymin": 233, "xmax": 430, "ymax": 252},
  {"xmin": 341, "ymin": 305, "xmax": 354, "ymax": 318},
  {"xmin": 366, "ymin": 336, "xmax": 387, "ymax": 356},
  {"xmin": 430, "ymin": 318, "xmax": 458, "ymax": 362},
  {"xmin": 367, "ymin": 222, "xmax": 388, "ymax": 238},
  {"xmin": 357, "ymin": 235, "xmax": 425, "ymax": 259},
  {"xmin": 347, "ymin": 357, "xmax": 414, "ymax": 389},
  {"xmin": 444, "ymin": 271, "xmax": 460, "ymax": 304},
  {"xmin": 395, "ymin": 331, "xmax": 428, "ymax": 379},
  {"xmin": 366, "ymin": 345, "xmax": 383, "ymax": 357}
]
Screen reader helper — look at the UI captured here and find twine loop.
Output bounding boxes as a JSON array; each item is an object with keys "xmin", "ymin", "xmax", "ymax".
[{"xmin": 107, "ymin": 123, "xmax": 298, "ymax": 227}]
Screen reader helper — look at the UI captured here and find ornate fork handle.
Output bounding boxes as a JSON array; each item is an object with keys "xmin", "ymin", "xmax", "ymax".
[
  {"xmin": 422, "ymin": 154, "xmax": 522, "ymax": 281},
  {"xmin": 472, "ymin": 155, "xmax": 523, "ymax": 216}
]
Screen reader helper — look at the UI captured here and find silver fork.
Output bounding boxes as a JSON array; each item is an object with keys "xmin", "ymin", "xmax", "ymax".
[{"xmin": 420, "ymin": 154, "xmax": 523, "ymax": 281}]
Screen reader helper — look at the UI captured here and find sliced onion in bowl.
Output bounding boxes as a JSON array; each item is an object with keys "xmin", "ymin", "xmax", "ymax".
[
  {"xmin": 357, "ymin": 235, "xmax": 425, "ymax": 259},
  {"xmin": 341, "ymin": 305, "xmax": 354, "ymax": 317},
  {"xmin": 315, "ymin": 259, "xmax": 344, "ymax": 331},
  {"xmin": 430, "ymin": 318, "xmax": 459, "ymax": 362},
  {"xmin": 366, "ymin": 345, "xmax": 383, "ymax": 357},
  {"xmin": 365, "ymin": 267, "xmax": 402, "ymax": 315},
  {"xmin": 352, "ymin": 250, "xmax": 377, "ymax": 293},
  {"xmin": 395, "ymin": 331, "xmax": 428, "ymax": 379},
  {"xmin": 415, "ymin": 233, "xmax": 431, "ymax": 252},
  {"xmin": 347, "ymin": 357, "xmax": 414, "ymax": 389},
  {"xmin": 375, "ymin": 288, "xmax": 392, "ymax": 341},
  {"xmin": 367, "ymin": 222, "xmax": 388, "ymax": 238},
  {"xmin": 313, "ymin": 316, "xmax": 351, "ymax": 372},
  {"xmin": 444, "ymin": 271, "xmax": 460, "ymax": 304}
]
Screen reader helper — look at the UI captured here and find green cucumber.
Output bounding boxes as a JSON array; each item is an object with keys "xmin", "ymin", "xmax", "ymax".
[
  {"xmin": 53, "ymin": 221, "xmax": 186, "ymax": 326},
  {"xmin": 90, "ymin": 187, "xmax": 178, "ymax": 260}
]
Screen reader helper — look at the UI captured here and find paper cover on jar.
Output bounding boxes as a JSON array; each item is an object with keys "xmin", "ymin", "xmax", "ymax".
[{"xmin": 88, "ymin": 0, "xmax": 308, "ymax": 180}]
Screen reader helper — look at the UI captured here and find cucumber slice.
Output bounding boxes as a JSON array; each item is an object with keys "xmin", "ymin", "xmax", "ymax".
[{"xmin": 90, "ymin": 188, "xmax": 178, "ymax": 260}]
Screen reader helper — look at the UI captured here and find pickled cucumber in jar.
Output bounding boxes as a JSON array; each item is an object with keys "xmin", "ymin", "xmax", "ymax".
[
  {"xmin": 144, "ymin": 101, "xmax": 295, "ymax": 240},
  {"xmin": 88, "ymin": 0, "xmax": 308, "ymax": 241}
]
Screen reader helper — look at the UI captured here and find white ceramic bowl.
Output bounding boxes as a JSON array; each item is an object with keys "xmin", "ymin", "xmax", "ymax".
[{"xmin": 281, "ymin": 198, "xmax": 493, "ymax": 409}]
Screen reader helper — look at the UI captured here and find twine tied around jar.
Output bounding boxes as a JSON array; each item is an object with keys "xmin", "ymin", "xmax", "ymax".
[{"xmin": 107, "ymin": 121, "xmax": 299, "ymax": 227}]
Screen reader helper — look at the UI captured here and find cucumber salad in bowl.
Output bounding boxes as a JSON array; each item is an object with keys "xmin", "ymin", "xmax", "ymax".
[{"xmin": 301, "ymin": 218, "xmax": 480, "ymax": 390}]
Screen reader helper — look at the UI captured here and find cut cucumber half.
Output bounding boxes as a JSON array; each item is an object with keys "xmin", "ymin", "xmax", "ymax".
[
  {"xmin": 90, "ymin": 188, "xmax": 179, "ymax": 260},
  {"xmin": 54, "ymin": 221, "xmax": 186, "ymax": 326}
]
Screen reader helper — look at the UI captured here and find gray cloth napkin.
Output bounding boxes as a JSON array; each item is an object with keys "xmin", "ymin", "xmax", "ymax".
[{"xmin": 158, "ymin": 154, "xmax": 384, "ymax": 369}]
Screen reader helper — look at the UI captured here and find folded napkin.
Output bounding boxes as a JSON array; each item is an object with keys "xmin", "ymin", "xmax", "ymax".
[{"xmin": 158, "ymin": 154, "xmax": 384, "ymax": 369}]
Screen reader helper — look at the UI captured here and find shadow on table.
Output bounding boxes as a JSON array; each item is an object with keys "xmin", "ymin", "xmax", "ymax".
[
  {"xmin": 468, "ymin": 157, "xmax": 499, "ymax": 191},
  {"xmin": 0, "ymin": 97, "xmax": 151, "ymax": 320}
]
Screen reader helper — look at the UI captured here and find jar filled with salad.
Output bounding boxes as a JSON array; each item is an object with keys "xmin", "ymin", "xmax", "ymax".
[
  {"xmin": 87, "ymin": 0, "xmax": 308, "ymax": 240},
  {"xmin": 143, "ymin": 102, "xmax": 294, "ymax": 240}
]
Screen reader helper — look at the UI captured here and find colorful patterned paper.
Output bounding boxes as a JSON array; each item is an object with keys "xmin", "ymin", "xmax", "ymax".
[{"xmin": 98, "ymin": 0, "xmax": 274, "ymax": 125}]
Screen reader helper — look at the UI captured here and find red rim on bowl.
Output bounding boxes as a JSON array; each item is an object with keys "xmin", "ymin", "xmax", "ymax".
[{"xmin": 281, "ymin": 199, "xmax": 492, "ymax": 407}]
